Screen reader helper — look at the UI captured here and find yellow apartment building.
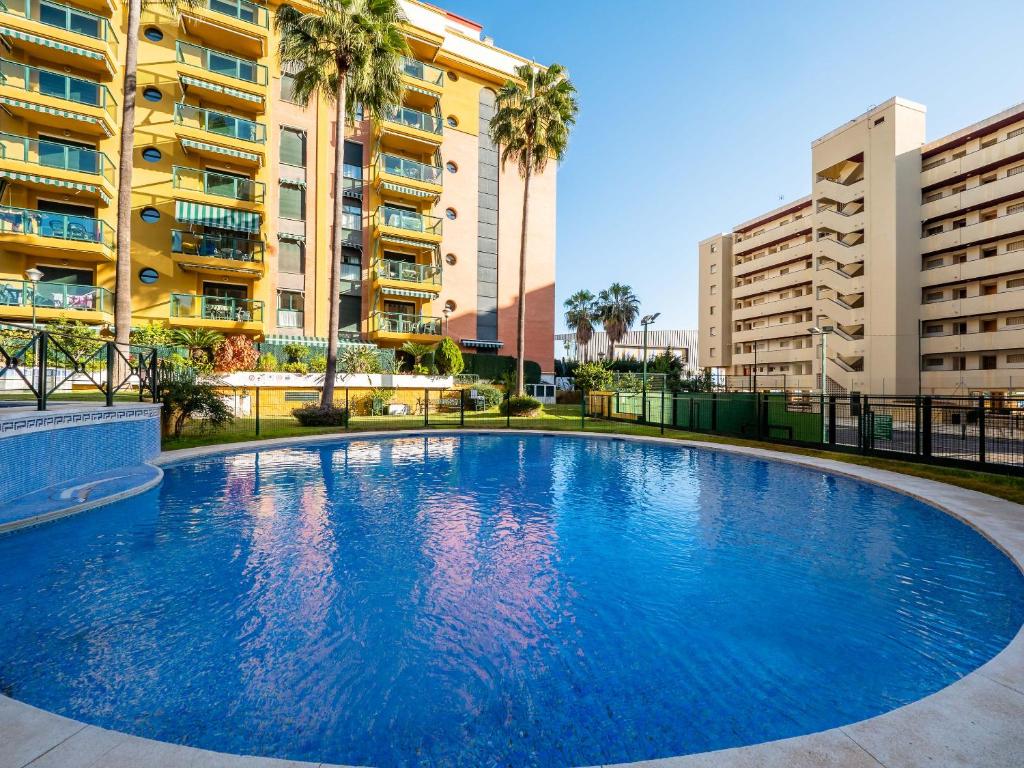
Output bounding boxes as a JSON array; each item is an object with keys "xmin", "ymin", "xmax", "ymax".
[
  {"xmin": 699, "ymin": 97, "xmax": 1024, "ymax": 397},
  {"xmin": 0, "ymin": 0, "xmax": 557, "ymax": 370}
]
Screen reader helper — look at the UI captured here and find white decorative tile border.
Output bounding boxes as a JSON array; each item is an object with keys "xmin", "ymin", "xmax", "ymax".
[
  {"xmin": 2, "ymin": 430, "xmax": 1022, "ymax": 768},
  {"xmin": 0, "ymin": 403, "xmax": 162, "ymax": 438}
]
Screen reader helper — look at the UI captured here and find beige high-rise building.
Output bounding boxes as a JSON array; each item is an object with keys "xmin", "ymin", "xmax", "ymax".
[{"xmin": 699, "ymin": 97, "xmax": 1024, "ymax": 397}]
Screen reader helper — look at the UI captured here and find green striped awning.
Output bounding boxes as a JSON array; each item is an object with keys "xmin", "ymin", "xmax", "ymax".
[
  {"xmin": 0, "ymin": 169, "xmax": 110, "ymax": 204},
  {"xmin": 0, "ymin": 27, "xmax": 106, "ymax": 64},
  {"xmin": 175, "ymin": 200, "xmax": 260, "ymax": 233},
  {"xmin": 180, "ymin": 137, "xmax": 260, "ymax": 164},
  {"xmin": 280, "ymin": 178, "xmax": 306, "ymax": 189},
  {"xmin": 404, "ymin": 83, "xmax": 440, "ymax": 99},
  {"xmin": 0, "ymin": 97, "xmax": 107, "ymax": 133},
  {"xmin": 379, "ymin": 233, "xmax": 439, "ymax": 252},
  {"xmin": 180, "ymin": 75, "xmax": 263, "ymax": 105},
  {"xmin": 277, "ymin": 232, "xmax": 305, "ymax": 242},
  {"xmin": 380, "ymin": 181, "xmax": 437, "ymax": 199},
  {"xmin": 380, "ymin": 286, "xmax": 436, "ymax": 299}
]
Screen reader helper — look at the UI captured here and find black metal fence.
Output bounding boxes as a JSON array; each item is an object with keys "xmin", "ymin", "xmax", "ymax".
[
  {"xmin": 0, "ymin": 327, "xmax": 160, "ymax": 410},
  {"xmin": 586, "ymin": 390, "xmax": 1024, "ymax": 473}
]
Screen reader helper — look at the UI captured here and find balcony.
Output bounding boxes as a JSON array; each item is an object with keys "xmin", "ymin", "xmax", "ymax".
[
  {"xmin": 921, "ymin": 328, "xmax": 1024, "ymax": 356},
  {"xmin": 373, "ymin": 205, "xmax": 442, "ymax": 243},
  {"xmin": 732, "ymin": 294, "xmax": 813, "ymax": 323},
  {"xmin": 176, "ymin": 41, "xmax": 267, "ymax": 100},
  {"xmin": 401, "ymin": 56, "xmax": 443, "ymax": 89},
  {"xmin": 921, "ymin": 171, "xmax": 1024, "ymax": 222},
  {"xmin": 369, "ymin": 311, "xmax": 442, "ymax": 342},
  {"xmin": 813, "ymin": 177, "xmax": 866, "ymax": 206},
  {"xmin": 0, "ymin": 58, "xmax": 116, "ymax": 135},
  {"xmin": 172, "ymin": 165, "xmax": 263, "ymax": 205},
  {"xmin": 180, "ymin": 0, "xmax": 268, "ymax": 58},
  {"xmin": 374, "ymin": 259, "xmax": 441, "ymax": 289},
  {"xmin": 733, "ymin": 239, "xmax": 813, "ymax": 277},
  {"xmin": 379, "ymin": 105, "xmax": 443, "ymax": 152},
  {"xmin": 921, "ymin": 209, "xmax": 1024, "ymax": 255},
  {"xmin": 920, "ymin": 291, "xmax": 1024, "ymax": 322},
  {"xmin": 0, "ymin": 205, "xmax": 113, "ymax": 260},
  {"xmin": 0, "ymin": 0, "xmax": 117, "ymax": 75},
  {"xmin": 169, "ymin": 293, "xmax": 263, "ymax": 332},
  {"xmin": 171, "ymin": 230, "xmax": 264, "ymax": 276},
  {"xmin": 0, "ymin": 277, "xmax": 112, "ymax": 322},
  {"xmin": 921, "ymin": 132, "xmax": 1024, "ymax": 189},
  {"xmin": 921, "ymin": 251, "xmax": 1024, "ymax": 288},
  {"xmin": 733, "ymin": 215, "xmax": 811, "ymax": 256},
  {"xmin": 376, "ymin": 153, "xmax": 442, "ymax": 199},
  {"xmin": 174, "ymin": 103, "xmax": 265, "ymax": 165},
  {"xmin": 0, "ymin": 131, "xmax": 115, "ymax": 198},
  {"xmin": 732, "ymin": 269, "xmax": 813, "ymax": 300}
]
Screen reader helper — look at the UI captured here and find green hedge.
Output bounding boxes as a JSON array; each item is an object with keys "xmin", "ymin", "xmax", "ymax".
[{"xmin": 462, "ymin": 353, "xmax": 541, "ymax": 384}]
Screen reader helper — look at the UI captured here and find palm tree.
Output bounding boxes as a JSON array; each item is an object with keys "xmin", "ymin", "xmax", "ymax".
[
  {"xmin": 113, "ymin": 0, "xmax": 196, "ymax": 354},
  {"xmin": 171, "ymin": 328, "xmax": 224, "ymax": 364},
  {"xmin": 597, "ymin": 283, "xmax": 639, "ymax": 359},
  {"xmin": 489, "ymin": 63, "xmax": 578, "ymax": 394},
  {"xmin": 400, "ymin": 341, "xmax": 435, "ymax": 372},
  {"xmin": 276, "ymin": 0, "xmax": 406, "ymax": 408},
  {"xmin": 563, "ymin": 289, "xmax": 596, "ymax": 362}
]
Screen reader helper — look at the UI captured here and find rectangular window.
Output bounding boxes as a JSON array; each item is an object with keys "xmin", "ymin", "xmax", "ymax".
[
  {"xmin": 1008, "ymin": 240, "xmax": 1024, "ymax": 253},
  {"xmin": 279, "ymin": 183, "xmax": 305, "ymax": 220},
  {"xmin": 280, "ymin": 72, "xmax": 299, "ymax": 104},
  {"xmin": 952, "ymin": 218, "xmax": 967, "ymax": 229},
  {"xmin": 953, "ymin": 322, "xmax": 967, "ymax": 335},
  {"xmin": 278, "ymin": 239, "xmax": 304, "ymax": 273},
  {"xmin": 924, "ymin": 291, "xmax": 944, "ymax": 302},
  {"xmin": 982, "ymin": 355, "xmax": 998, "ymax": 370},
  {"xmin": 1008, "ymin": 353, "xmax": 1024, "ymax": 364},
  {"xmin": 924, "ymin": 258, "xmax": 943, "ymax": 270},
  {"xmin": 1008, "ymin": 278, "xmax": 1024, "ymax": 289},
  {"xmin": 1007, "ymin": 165, "xmax": 1024, "ymax": 177},
  {"xmin": 710, "ymin": 263, "xmax": 717, "ymax": 273},
  {"xmin": 924, "ymin": 324, "xmax": 943, "ymax": 335},
  {"xmin": 1007, "ymin": 316, "xmax": 1024, "ymax": 326},
  {"xmin": 925, "ymin": 358, "xmax": 944, "ymax": 367},
  {"xmin": 709, "ymin": 284, "xmax": 717, "ymax": 295},
  {"xmin": 710, "ymin": 327, "xmax": 716, "ymax": 337},
  {"xmin": 709, "ymin": 305, "xmax": 715, "ymax": 315},
  {"xmin": 277, "ymin": 290, "xmax": 303, "ymax": 328},
  {"xmin": 925, "ymin": 225, "xmax": 943, "ymax": 236},
  {"xmin": 279, "ymin": 127, "xmax": 306, "ymax": 167},
  {"xmin": 1008, "ymin": 202, "xmax": 1024, "ymax": 215},
  {"xmin": 709, "ymin": 347, "xmax": 716, "ymax": 357},
  {"xmin": 953, "ymin": 356, "xmax": 967, "ymax": 371}
]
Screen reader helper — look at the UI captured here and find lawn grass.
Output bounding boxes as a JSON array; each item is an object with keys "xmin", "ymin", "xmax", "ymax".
[{"xmin": 160, "ymin": 404, "xmax": 1024, "ymax": 505}]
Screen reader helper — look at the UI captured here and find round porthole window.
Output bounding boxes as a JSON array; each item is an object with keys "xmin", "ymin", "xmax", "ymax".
[
  {"xmin": 445, "ymin": 253, "xmax": 457, "ymax": 266},
  {"xmin": 143, "ymin": 27, "xmax": 163, "ymax": 42},
  {"xmin": 447, "ymin": 71, "xmax": 459, "ymax": 82},
  {"xmin": 138, "ymin": 267, "xmax": 159, "ymax": 284},
  {"xmin": 140, "ymin": 207, "xmax": 160, "ymax": 223},
  {"xmin": 142, "ymin": 87, "xmax": 162, "ymax": 102},
  {"xmin": 445, "ymin": 161, "xmax": 458, "ymax": 174},
  {"xmin": 445, "ymin": 208, "xmax": 457, "ymax": 220},
  {"xmin": 141, "ymin": 147, "xmax": 161, "ymax": 163},
  {"xmin": 446, "ymin": 115, "xmax": 458, "ymax": 128}
]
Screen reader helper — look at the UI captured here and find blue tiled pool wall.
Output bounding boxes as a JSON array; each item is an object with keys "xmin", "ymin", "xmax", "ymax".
[{"xmin": 0, "ymin": 415, "xmax": 160, "ymax": 500}]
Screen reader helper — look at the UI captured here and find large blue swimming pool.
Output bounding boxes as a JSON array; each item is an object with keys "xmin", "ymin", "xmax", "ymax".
[{"xmin": 0, "ymin": 434, "xmax": 1021, "ymax": 767}]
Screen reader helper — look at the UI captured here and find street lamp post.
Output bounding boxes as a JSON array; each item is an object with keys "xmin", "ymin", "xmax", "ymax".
[
  {"xmin": 640, "ymin": 313, "xmax": 660, "ymax": 423},
  {"xmin": 809, "ymin": 325, "xmax": 834, "ymax": 442},
  {"xmin": 442, "ymin": 306, "xmax": 451, "ymax": 337},
  {"xmin": 25, "ymin": 267, "xmax": 43, "ymax": 329}
]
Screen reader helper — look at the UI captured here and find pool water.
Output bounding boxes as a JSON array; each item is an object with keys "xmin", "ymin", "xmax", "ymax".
[{"xmin": 0, "ymin": 434, "xmax": 1021, "ymax": 767}]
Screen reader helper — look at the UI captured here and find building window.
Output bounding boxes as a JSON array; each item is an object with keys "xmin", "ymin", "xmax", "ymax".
[
  {"xmin": 710, "ymin": 263, "xmax": 717, "ymax": 274},
  {"xmin": 925, "ymin": 358, "xmax": 944, "ymax": 367},
  {"xmin": 709, "ymin": 306, "xmax": 715, "ymax": 315},
  {"xmin": 1009, "ymin": 202, "xmax": 1024, "ymax": 215},
  {"xmin": 277, "ymin": 290, "xmax": 304, "ymax": 327},
  {"xmin": 710, "ymin": 327, "xmax": 716, "ymax": 337},
  {"xmin": 924, "ymin": 291, "xmax": 943, "ymax": 302},
  {"xmin": 140, "ymin": 207, "xmax": 160, "ymax": 223},
  {"xmin": 280, "ymin": 127, "xmax": 306, "ymax": 167},
  {"xmin": 709, "ymin": 347, "xmax": 715, "ymax": 357},
  {"xmin": 1007, "ymin": 316, "xmax": 1024, "ymax": 327},
  {"xmin": 1008, "ymin": 240, "xmax": 1024, "ymax": 253},
  {"xmin": 924, "ymin": 324, "xmax": 943, "ymax": 335},
  {"xmin": 142, "ymin": 87, "xmax": 162, "ymax": 102},
  {"xmin": 953, "ymin": 356, "xmax": 967, "ymax": 371},
  {"xmin": 709, "ymin": 284, "xmax": 717, "ymax": 295},
  {"xmin": 1009, "ymin": 278, "xmax": 1024, "ymax": 289},
  {"xmin": 143, "ymin": 27, "xmax": 162, "ymax": 42},
  {"xmin": 924, "ymin": 258, "xmax": 943, "ymax": 270},
  {"xmin": 1007, "ymin": 165, "xmax": 1024, "ymax": 177},
  {"xmin": 446, "ymin": 115, "xmax": 458, "ymax": 128},
  {"xmin": 1008, "ymin": 353, "xmax": 1024, "ymax": 364},
  {"xmin": 280, "ymin": 72, "xmax": 299, "ymax": 104},
  {"xmin": 279, "ymin": 183, "xmax": 305, "ymax": 220},
  {"xmin": 982, "ymin": 355, "xmax": 998, "ymax": 370},
  {"xmin": 141, "ymin": 147, "xmax": 161, "ymax": 163},
  {"xmin": 138, "ymin": 267, "xmax": 158, "ymax": 284},
  {"xmin": 342, "ymin": 200, "xmax": 361, "ymax": 230},
  {"xmin": 278, "ymin": 239, "xmax": 304, "ymax": 273},
  {"xmin": 925, "ymin": 225, "xmax": 943, "ymax": 236},
  {"xmin": 446, "ymin": 161, "xmax": 458, "ymax": 173}
]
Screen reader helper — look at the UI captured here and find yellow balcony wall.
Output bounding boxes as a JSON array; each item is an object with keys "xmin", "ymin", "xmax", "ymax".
[
  {"xmin": 0, "ymin": 0, "xmax": 118, "ymax": 76},
  {"xmin": 179, "ymin": 0, "xmax": 269, "ymax": 60}
]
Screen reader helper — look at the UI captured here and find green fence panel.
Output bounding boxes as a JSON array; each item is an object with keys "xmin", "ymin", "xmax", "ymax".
[
  {"xmin": 764, "ymin": 394, "xmax": 823, "ymax": 443},
  {"xmin": 715, "ymin": 393, "xmax": 758, "ymax": 437}
]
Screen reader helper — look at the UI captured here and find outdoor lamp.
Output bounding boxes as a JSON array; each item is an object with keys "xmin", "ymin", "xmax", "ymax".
[{"xmin": 25, "ymin": 267, "xmax": 43, "ymax": 329}]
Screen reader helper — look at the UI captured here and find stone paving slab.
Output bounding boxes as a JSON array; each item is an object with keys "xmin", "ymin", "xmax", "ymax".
[{"xmin": 2, "ymin": 430, "xmax": 1022, "ymax": 768}]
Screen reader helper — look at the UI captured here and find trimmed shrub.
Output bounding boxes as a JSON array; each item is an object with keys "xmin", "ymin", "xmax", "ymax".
[
  {"xmin": 292, "ymin": 404, "xmax": 349, "ymax": 427},
  {"xmin": 500, "ymin": 395, "xmax": 542, "ymax": 417},
  {"xmin": 255, "ymin": 352, "xmax": 278, "ymax": 372},
  {"xmin": 281, "ymin": 361, "xmax": 310, "ymax": 374},
  {"xmin": 282, "ymin": 342, "xmax": 308, "ymax": 364},
  {"xmin": 309, "ymin": 355, "xmax": 328, "ymax": 373},
  {"xmin": 462, "ymin": 353, "xmax": 541, "ymax": 384},
  {"xmin": 573, "ymin": 361, "xmax": 613, "ymax": 392},
  {"xmin": 213, "ymin": 335, "xmax": 259, "ymax": 373},
  {"xmin": 472, "ymin": 383, "xmax": 503, "ymax": 409},
  {"xmin": 435, "ymin": 337, "xmax": 464, "ymax": 376}
]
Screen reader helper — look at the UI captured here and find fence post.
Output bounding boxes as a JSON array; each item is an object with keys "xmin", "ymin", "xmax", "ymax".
[
  {"xmin": 861, "ymin": 395, "xmax": 870, "ymax": 453},
  {"xmin": 150, "ymin": 349, "xmax": 160, "ymax": 403},
  {"xmin": 506, "ymin": 390, "xmax": 511, "ymax": 428},
  {"xmin": 345, "ymin": 388, "xmax": 350, "ymax": 430},
  {"xmin": 754, "ymin": 392, "xmax": 762, "ymax": 441},
  {"xmin": 711, "ymin": 392, "xmax": 718, "ymax": 432},
  {"xmin": 660, "ymin": 390, "xmax": 666, "ymax": 435},
  {"xmin": 36, "ymin": 331, "xmax": 47, "ymax": 411},
  {"xmin": 914, "ymin": 396, "xmax": 921, "ymax": 456},
  {"xmin": 671, "ymin": 392, "xmax": 678, "ymax": 428},
  {"xmin": 922, "ymin": 396, "xmax": 933, "ymax": 458},
  {"xmin": 978, "ymin": 395, "xmax": 986, "ymax": 464},
  {"xmin": 460, "ymin": 387, "xmax": 465, "ymax": 427},
  {"xmin": 424, "ymin": 388, "xmax": 429, "ymax": 427},
  {"xmin": 255, "ymin": 387, "xmax": 261, "ymax": 436},
  {"xmin": 828, "ymin": 395, "xmax": 836, "ymax": 446},
  {"xmin": 105, "ymin": 341, "xmax": 115, "ymax": 407},
  {"xmin": 580, "ymin": 390, "xmax": 586, "ymax": 430}
]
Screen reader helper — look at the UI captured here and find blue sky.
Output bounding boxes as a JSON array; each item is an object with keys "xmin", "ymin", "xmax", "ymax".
[{"xmin": 439, "ymin": 0, "xmax": 1024, "ymax": 331}]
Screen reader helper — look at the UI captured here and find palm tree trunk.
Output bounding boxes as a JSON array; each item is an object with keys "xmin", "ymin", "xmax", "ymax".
[
  {"xmin": 515, "ymin": 163, "xmax": 532, "ymax": 396},
  {"xmin": 321, "ymin": 68, "xmax": 347, "ymax": 409},
  {"xmin": 113, "ymin": 0, "xmax": 140, "ymax": 358}
]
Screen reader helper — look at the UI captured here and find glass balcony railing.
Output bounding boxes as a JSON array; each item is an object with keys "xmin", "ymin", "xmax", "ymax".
[
  {"xmin": 0, "ymin": 205, "xmax": 113, "ymax": 248},
  {"xmin": 384, "ymin": 106, "xmax": 442, "ymax": 135},
  {"xmin": 202, "ymin": 0, "xmax": 269, "ymax": 28},
  {"xmin": 176, "ymin": 41, "xmax": 267, "ymax": 86},
  {"xmin": 372, "ymin": 311, "xmax": 441, "ymax": 336},
  {"xmin": 2, "ymin": 0, "xmax": 117, "ymax": 42},
  {"xmin": 172, "ymin": 166, "xmax": 263, "ymax": 203},
  {"xmin": 174, "ymin": 103, "xmax": 266, "ymax": 143},
  {"xmin": 376, "ymin": 259, "xmax": 440, "ymax": 286},
  {"xmin": 0, "ymin": 58, "xmax": 116, "ymax": 117},
  {"xmin": 379, "ymin": 153, "xmax": 442, "ymax": 185},
  {"xmin": 375, "ymin": 205, "xmax": 442, "ymax": 236},
  {"xmin": 0, "ymin": 277, "xmax": 112, "ymax": 313},
  {"xmin": 400, "ymin": 56, "xmax": 443, "ymax": 87},
  {"xmin": 171, "ymin": 229, "xmax": 264, "ymax": 262},
  {"xmin": 0, "ymin": 131, "xmax": 115, "ymax": 184},
  {"xmin": 170, "ymin": 293, "xmax": 263, "ymax": 322}
]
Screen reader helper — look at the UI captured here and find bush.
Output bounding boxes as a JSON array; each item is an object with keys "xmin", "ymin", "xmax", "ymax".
[
  {"xmin": 160, "ymin": 379, "xmax": 233, "ymax": 438},
  {"xmin": 500, "ymin": 395, "xmax": 542, "ymax": 417},
  {"xmin": 472, "ymin": 382, "xmax": 503, "ymax": 409},
  {"xmin": 339, "ymin": 345, "xmax": 381, "ymax": 374},
  {"xmin": 213, "ymin": 335, "xmax": 259, "ymax": 373},
  {"xmin": 283, "ymin": 342, "xmax": 308, "ymax": 364},
  {"xmin": 574, "ymin": 361, "xmax": 613, "ymax": 392},
  {"xmin": 435, "ymin": 337, "xmax": 464, "ymax": 376},
  {"xmin": 462, "ymin": 353, "xmax": 542, "ymax": 384},
  {"xmin": 255, "ymin": 352, "xmax": 278, "ymax": 372},
  {"xmin": 281, "ymin": 361, "xmax": 310, "ymax": 374},
  {"xmin": 309, "ymin": 355, "xmax": 327, "ymax": 373},
  {"xmin": 292, "ymin": 403, "xmax": 349, "ymax": 427},
  {"xmin": 130, "ymin": 321, "xmax": 174, "ymax": 348}
]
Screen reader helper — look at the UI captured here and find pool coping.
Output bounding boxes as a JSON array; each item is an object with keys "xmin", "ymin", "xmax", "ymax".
[{"xmin": 2, "ymin": 429, "xmax": 1023, "ymax": 768}]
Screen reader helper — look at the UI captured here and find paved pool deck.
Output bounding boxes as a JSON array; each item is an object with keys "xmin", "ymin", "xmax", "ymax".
[{"xmin": 2, "ymin": 429, "xmax": 1022, "ymax": 768}]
